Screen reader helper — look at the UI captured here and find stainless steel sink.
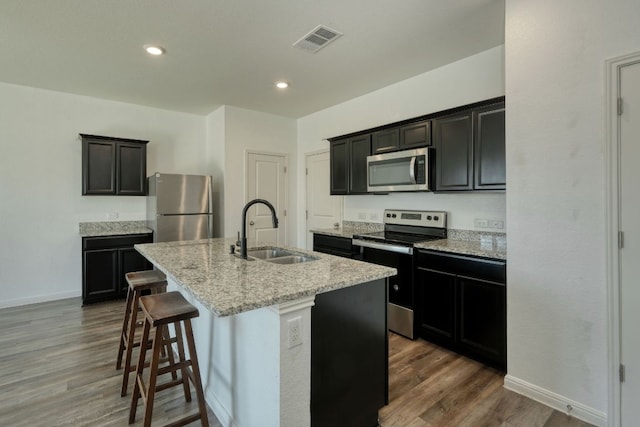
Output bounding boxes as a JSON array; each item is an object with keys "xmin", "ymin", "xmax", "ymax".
[
  {"xmin": 265, "ymin": 255, "xmax": 319, "ymax": 265},
  {"xmin": 247, "ymin": 248, "xmax": 293, "ymax": 259}
]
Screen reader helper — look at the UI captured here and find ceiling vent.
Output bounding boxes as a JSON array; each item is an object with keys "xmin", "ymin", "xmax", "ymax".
[{"xmin": 293, "ymin": 25, "xmax": 343, "ymax": 53}]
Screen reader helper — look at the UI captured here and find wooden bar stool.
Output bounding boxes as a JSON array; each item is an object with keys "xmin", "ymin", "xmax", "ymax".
[
  {"xmin": 117, "ymin": 270, "xmax": 170, "ymax": 397},
  {"xmin": 129, "ymin": 291, "xmax": 209, "ymax": 427}
]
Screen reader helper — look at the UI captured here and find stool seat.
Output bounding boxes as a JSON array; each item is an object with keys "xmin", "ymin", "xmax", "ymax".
[
  {"xmin": 139, "ymin": 292, "xmax": 198, "ymax": 327},
  {"xmin": 125, "ymin": 270, "xmax": 167, "ymax": 291}
]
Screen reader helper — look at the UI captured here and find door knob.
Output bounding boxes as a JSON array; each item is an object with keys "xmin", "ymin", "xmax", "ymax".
[
  {"xmin": 249, "ymin": 221, "xmax": 255, "ymax": 226},
  {"xmin": 333, "ymin": 222, "xmax": 340, "ymax": 228}
]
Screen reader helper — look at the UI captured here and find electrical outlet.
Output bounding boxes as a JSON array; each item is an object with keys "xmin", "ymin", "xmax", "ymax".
[
  {"xmin": 488, "ymin": 220, "xmax": 504, "ymax": 229},
  {"xmin": 474, "ymin": 218, "xmax": 488, "ymax": 228},
  {"xmin": 287, "ymin": 316, "xmax": 303, "ymax": 348}
]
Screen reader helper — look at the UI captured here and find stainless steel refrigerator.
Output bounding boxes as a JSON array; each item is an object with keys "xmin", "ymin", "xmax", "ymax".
[{"xmin": 146, "ymin": 173, "xmax": 214, "ymax": 242}]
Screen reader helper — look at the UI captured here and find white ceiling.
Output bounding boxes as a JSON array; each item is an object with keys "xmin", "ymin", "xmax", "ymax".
[{"xmin": 0, "ymin": 0, "xmax": 504, "ymax": 118}]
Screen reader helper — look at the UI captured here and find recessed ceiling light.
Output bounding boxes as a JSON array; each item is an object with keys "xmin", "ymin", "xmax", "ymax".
[
  {"xmin": 144, "ymin": 45, "xmax": 165, "ymax": 56},
  {"xmin": 275, "ymin": 81, "xmax": 289, "ymax": 89}
]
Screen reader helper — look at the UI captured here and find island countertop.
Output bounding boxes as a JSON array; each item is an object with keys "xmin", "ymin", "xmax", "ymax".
[{"xmin": 135, "ymin": 238, "xmax": 397, "ymax": 317}]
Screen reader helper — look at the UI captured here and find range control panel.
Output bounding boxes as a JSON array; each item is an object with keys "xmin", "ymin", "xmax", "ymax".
[{"xmin": 383, "ymin": 209, "xmax": 447, "ymax": 228}]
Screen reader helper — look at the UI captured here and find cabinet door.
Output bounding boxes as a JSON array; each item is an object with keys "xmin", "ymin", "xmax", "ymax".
[
  {"xmin": 82, "ymin": 139, "xmax": 116, "ymax": 195},
  {"xmin": 416, "ymin": 268, "xmax": 456, "ymax": 345},
  {"xmin": 119, "ymin": 247, "xmax": 152, "ymax": 293},
  {"xmin": 349, "ymin": 134, "xmax": 371, "ymax": 194},
  {"xmin": 372, "ymin": 128, "xmax": 399, "ymax": 153},
  {"xmin": 474, "ymin": 104, "xmax": 506, "ymax": 190},
  {"xmin": 400, "ymin": 120, "xmax": 431, "ymax": 148},
  {"xmin": 117, "ymin": 142, "xmax": 147, "ymax": 195},
  {"xmin": 433, "ymin": 112, "xmax": 473, "ymax": 191},
  {"xmin": 458, "ymin": 277, "xmax": 506, "ymax": 366},
  {"xmin": 83, "ymin": 249, "xmax": 118, "ymax": 303},
  {"xmin": 330, "ymin": 139, "xmax": 349, "ymax": 195}
]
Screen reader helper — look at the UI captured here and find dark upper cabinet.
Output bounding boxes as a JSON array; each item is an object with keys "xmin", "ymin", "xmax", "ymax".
[
  {"xmin": 400, "ymin": 120, "xmax": 431, "ymax": 149},
  {"xmin": 433, "ymin": 101, "xmax": 505, "ymax": 191},
  {"xmin": 433, "ymin": 112, "xmax": 474, "ymax": 191},
  {"xmin": 82, "ymin": 233, "xmax": 153, "ymax": 305},
  {"xmin": 474, "ymin": 104, "xmax": 506, "ymax": 189},
  {"xmin": 81, "ymin": 134, "xmax": 148, "ymax": 195},
  {"xmin": 330, "ymin": 138, "xmax": 349, "ymax": 195},
  {"xmin": 372, "ymin": 128, "xmax": 399, "ymax": 154},
  {"xmin": 330, "ymin": 134, "xmax": 371, "ymax": 195}
]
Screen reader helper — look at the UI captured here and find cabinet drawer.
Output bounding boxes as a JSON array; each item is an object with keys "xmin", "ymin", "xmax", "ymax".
[
  {"xmin": 313, "ymin": 234, "xmax": 358, "ymax": 257},
  {"xmin": 416, "ymin": 250, "xmax": 505, "ymax": 284},
  {"xmin": 83, "ymin": 233, "xmax": 153, "ymax": 251}
]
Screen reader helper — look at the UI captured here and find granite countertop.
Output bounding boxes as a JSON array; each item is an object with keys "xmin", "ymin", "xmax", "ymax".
[
  {"xmin": 79, "ymin": 221, "xmax": 152, "ymax": 237},
  {"xmin": 134, "ymin": 238, "xmax": 397, "ymax": 317},
  {"xmin": 311, "ymin": 225, "xmax": 506, "ymax": 260}
]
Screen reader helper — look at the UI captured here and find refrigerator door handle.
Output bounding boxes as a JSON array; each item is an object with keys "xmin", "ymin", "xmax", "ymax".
[
  {"xmin": 207, "ymin": 176, "xmax": 213, "ymax": 238},
  {"xmin": 207, "ymin": 214, "xmax": 213, "ymax": 238}
]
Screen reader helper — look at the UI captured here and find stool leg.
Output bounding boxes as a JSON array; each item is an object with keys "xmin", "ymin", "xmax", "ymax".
[
  {"xmin": 116, "ymin": 287, "xmax": 134, "ymax": 369},
  {"xmin": 184, "ymin": 319, "xmax": 209, "ymax": 426},
  {"xmin": 121, "ymin": 290, "xmax": 142, "ymax": 396},
  {"xmin": 174, "ymin": 321, "xmax": 192, "ymax": 402},
  {"xmin": 162, "ymin": 326, "xmax": 179, "ymax": 382},
  {"xmin": 142, "ymin": 325, "xmax": 164, "ymax": 427},
  {"xmin": 129, "ymin": 317, "xmax": 151, "ymax": 424}
]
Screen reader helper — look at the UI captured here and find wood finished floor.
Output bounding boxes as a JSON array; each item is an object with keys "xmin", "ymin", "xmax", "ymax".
[{"xmin": 0, "ymin": 298, "xmax": 594, "ymax": 427}]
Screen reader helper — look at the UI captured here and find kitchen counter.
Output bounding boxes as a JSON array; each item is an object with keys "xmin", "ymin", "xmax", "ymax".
[
  {"xmin": 135, "ymin": 237, "xmax": 396, "ymax": 317},
  {"xmin": 135, "ymin": 237, "xmax": 395, "ymax": 427},
  {"xmin": 311, "ymin": 226, "xmax": 507, "ymax": 260},
  {"xmin": 79, "ymin": 220, "xmax": 152, "ymax": 237}
]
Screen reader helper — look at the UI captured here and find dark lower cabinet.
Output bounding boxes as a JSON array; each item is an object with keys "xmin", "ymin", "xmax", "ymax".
[
  {"xmin": 82, "ymin": 233, "xmax": 153, "ymax": 305},
  {"xmin": 313, "ymin": 233, "xmax": 361, "ymax": 259},
  {"xmin": 311, "ymin": 278, "xmax": 388, "ymax": 427},
  {"xmin": 415, "ymin": 249, "xmax": 506, "ymax": 370}
]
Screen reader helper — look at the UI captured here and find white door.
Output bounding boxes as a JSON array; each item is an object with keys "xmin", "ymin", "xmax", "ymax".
[
  {"xmin": 305, "ymin": 150, "xmax": 342, "ymax": 249},
  {"xmin": 246, "ymin": 152, "xmax": 287, "ymax": 246},
  {"xmin": 620, "ymin": 60, "xmax": 640, "ymax": 426}
]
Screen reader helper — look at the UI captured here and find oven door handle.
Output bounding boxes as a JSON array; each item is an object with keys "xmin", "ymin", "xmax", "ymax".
[{"xmin": 352, "ymin": 238, "xmax": 414, "ymax": 255}]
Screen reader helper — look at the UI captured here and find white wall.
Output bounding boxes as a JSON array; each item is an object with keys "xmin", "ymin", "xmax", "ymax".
[
  {"xmin": 0, "ymin": 82, "xmax": 207, "ymax": 307},
  {"xmin": 504, "ymin": 1, "xmax": 640, "ymax": 423},
  {"xmin": 206, "ymin": 106, "xmax": 226, "ymax": 238},
  {"xmin": 296, "ymin": 46, "xmax": 506, "ymax": 246},
  {"xmin": 222, "ymin": 106, "xmax": 298, "ymax": 243}
]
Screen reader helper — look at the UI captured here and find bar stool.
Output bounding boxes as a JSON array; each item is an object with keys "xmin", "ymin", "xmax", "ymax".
[
  {"xmin": 116, "ymin": 270, "xmax": 170, "ymax": 396},
  {"xmin": 129, "ymin": 291, "xmax": 209, "ymax": 427}
]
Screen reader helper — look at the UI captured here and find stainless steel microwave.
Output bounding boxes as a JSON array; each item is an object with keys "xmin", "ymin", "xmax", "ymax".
[{"xmin": 367, "ymin": 147, "xmax": 431, "ymax": 192}]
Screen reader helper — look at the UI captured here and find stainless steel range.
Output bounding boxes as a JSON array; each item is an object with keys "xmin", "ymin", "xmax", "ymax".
[{"xmin": 352, "ymin": 209, "xmax": 447, "ymax": 339}]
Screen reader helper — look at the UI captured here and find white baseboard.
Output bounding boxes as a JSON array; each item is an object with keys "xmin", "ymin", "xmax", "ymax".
[
  {"xmin": 504, "ymin": 374, "xmax": 607, "ymax": 427},
  {"xmin": 0, "ymin": 291, "xmax": 80, "ymax": 309}
]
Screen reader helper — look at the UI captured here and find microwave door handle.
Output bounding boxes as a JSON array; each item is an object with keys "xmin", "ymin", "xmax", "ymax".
[{"xmin": 409, "ymin": 156, "xmax": 417, "ymax": 183}]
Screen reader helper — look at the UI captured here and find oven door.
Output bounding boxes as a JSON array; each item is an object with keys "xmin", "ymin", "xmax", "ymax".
[{"xmin": 361, "ymin": 246, "xmax": 415, "ymax": 339}]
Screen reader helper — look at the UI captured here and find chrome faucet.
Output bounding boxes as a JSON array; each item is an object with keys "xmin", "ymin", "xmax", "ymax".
[{"xmin": 240, "ymin": 199, "xmax": 279, "ymax": 259}]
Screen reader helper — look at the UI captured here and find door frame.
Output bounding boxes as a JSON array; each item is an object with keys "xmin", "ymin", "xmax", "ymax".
[
  {"xmin": 245, "ymin": 149, "xmax": 289, "ymax": 245},
  {"xmin": 304, "ymin": 148, "xmax": 343, "ymax": 249},
  {"xmin": 605, "ymin": 50, "xmax": 640, "ymax": 427}
]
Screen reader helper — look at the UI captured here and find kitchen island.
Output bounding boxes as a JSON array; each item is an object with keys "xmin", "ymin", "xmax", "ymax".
[{"xmin": 135, "ymin": 238, "xmax": 396, "ymax": 427}]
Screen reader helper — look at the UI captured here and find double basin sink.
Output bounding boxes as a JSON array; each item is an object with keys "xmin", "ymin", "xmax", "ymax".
[{"xmin": 247, "ymin": 247, "xmax": 319, "ymax": 265}]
